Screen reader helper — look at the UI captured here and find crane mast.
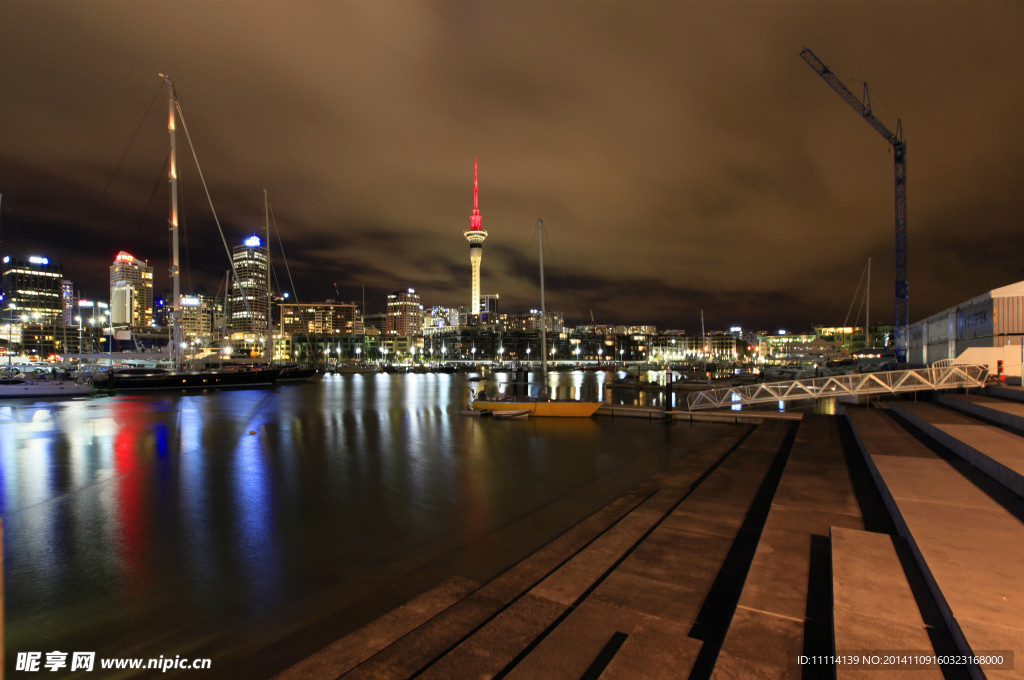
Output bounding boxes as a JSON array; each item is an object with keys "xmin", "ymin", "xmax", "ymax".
[{"xmin": 800, "ymin": 48, "xmax": 908, "ymax": 363}]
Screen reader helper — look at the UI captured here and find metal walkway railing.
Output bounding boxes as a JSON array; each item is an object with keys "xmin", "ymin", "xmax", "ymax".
[{"xmin": 686, "ymin": 364, "xmax": 989, "ymax": 411}]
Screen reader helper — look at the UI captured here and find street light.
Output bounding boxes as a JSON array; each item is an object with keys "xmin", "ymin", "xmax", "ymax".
[{"xmin": 497, "ymin": 346, "xmax": 504, "ymax": 366}]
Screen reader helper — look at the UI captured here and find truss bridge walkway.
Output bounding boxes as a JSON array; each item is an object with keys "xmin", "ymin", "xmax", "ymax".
[{"xmin": 686, "ymin": 363, "xmax": 988, "ymax": 411}]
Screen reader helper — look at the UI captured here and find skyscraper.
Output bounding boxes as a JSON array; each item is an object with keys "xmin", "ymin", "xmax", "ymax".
[
  {"xmin": 1, "ymin": 254, "xmax": 63, "ymax": 322},
  {"xmin": 230, "ymin": 235, "xmax": 270, "ymax": 337},
  {"xmin": 386, "ymin": 288, "xmax": 422, "ymax": 336},
  {"xmin": 463, "ymin": 158, "xmax": 488, "ymax": 316},
  {"xmin": 109, "ymin": 251, "xmax": 154, "ymax": 327}
]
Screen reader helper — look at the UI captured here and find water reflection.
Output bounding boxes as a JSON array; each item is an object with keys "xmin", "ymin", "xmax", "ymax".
[{"xmin": 2, "ymin": 373, "xmax": 722, "ymax": 677}]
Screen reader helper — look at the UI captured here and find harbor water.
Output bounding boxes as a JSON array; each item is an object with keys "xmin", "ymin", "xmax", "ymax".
[{"xmin": 1, "ymin": 370, "xmax": 724, "ymax": 677}]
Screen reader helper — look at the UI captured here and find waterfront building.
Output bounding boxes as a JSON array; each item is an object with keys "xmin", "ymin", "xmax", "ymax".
[
  {"xmin": 758, "ymin": 331, "xmax": 821, "ymax": 365},
  {"xmin": 909, "ymin": 280, "xmax": 1024, "ymax": 377},
  {"xmin": 814, "ymin": 325, "xmax": 876, "ymax": 353},
  {"xmin": 109, "ymin": 251, "xmax": 154, "ymax": 328},
  {"xmin": 499, "ymin": 309, "xmax": 566, "ymax": 334},
  {"xmin": 386, "ymin": 289, "xmax": 422, "ymax": 336},
  {"xmin": 1, "ymin": 254, "xmax": 64, "ymax": 322},
  {"xmin": 463, "ymin": 158, "xmax": 488, "ymax": 316},
  {"xmin": 280, "ymin": 301, "xmax": 361, "ymax": 335},
  {"xmin": 229, "ymin": 235, "xmax": 270, "ymax": 338},
  {"xmin": 179, "ymin": 294, "xmax": 218, "ymax": 340}
]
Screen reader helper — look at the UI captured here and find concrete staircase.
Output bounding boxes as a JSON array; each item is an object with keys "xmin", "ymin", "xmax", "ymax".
[
  {"xmin": 274, "ymin": 397, "xmax": 1023, "ymax": 680},
  {"xmin": 847, "ymin": 395, "xmax": 1023, "ymax": 679}
]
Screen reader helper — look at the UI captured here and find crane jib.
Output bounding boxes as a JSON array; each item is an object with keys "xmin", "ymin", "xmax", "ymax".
[{"xmin": 801, "ymin": 48, "xmax": 909, "ymax": 364}]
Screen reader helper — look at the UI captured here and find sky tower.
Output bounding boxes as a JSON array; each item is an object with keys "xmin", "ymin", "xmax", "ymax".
[{"xmin": 463, "ymin": 157, "xmax": 488, "ymax": 315}]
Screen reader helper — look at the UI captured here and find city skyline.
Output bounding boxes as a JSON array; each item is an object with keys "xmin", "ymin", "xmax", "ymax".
[{"xmin": 1, "ymin": 1, "xmax": 1022, "ymax": 332}]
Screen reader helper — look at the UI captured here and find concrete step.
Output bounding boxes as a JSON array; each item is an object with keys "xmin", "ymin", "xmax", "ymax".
[
  {"xmin": 987, "ymin": 384, "xmax": 1024, "ymax": 404},
  {"xmin": 940, "ymin": 392, "xmax": 1024, "ymax": 433},
  {"xmin": 846, "ymin": 407, "xmax": 1024, "ymax": 679},
  {"xmin": 420, "ymin": 420, "xmax": 794, "ymax": 680},
  {"xmin": 713, "ymin": 415, "xmax": 865, "ymax": 680},
  {"xmin": 892, "ymin": 401, "xmax": 1024, "ymax": 498},
  {"xmin": 830, "ymin": 526, "xmax": 942, "ymax": 679},
  {"xmin": 271, "ymin": 576, "xmax": 480, "ymax": 680}
]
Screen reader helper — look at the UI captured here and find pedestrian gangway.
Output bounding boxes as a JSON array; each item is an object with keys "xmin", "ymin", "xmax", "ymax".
[{"xmin": 686, "ymin": 363, "xmax": 989, "ymax": 411}]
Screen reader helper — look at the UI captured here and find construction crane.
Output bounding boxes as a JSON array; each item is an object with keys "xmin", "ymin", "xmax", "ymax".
[{"xmin": 800, "ymin": 47, "xmax": 908, "ymax": 363}]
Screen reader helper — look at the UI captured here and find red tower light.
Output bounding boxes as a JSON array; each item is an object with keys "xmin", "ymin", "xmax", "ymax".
[{"xmin": 468, "ymin": 157, "xmax": 483, "ymax": 232}]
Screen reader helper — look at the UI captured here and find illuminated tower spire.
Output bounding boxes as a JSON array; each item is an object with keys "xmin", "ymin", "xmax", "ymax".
[{"xmin": 463, "ymin": 157, "xmax": 488, "ymax": 315}]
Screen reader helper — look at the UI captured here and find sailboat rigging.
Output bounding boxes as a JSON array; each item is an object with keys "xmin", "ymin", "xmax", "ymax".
[
  {"xmin": 262, "ymin": 190, "xmax": 319, "ymax": 382},
  {"xmin": 96, "ymin": 75, "xmax": 279, "ymax": 391}
]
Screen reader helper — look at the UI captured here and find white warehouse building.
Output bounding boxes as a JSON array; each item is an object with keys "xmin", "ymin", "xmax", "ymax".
[{"xmin": 909, "ymin": 280, "xmax": 1024, "ymax": 378}]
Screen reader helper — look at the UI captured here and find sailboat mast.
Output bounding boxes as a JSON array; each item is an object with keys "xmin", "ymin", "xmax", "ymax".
[
  {"xmin": 538, "ymin": 219, "xmax": 548, "ymax": 398},
  {"xmin": 866, "ymin": 257, "xmax": 871, "ymax": 349},
  {"xmin": 161, "ymin": 74, "xmax": 183, "ymax": 371},
  {"xmin": 701, "ymin": 309, "xmax": 706, "ymax": 378},
  {"xmin": 264, "ymin": 189, "xmax": 272, "ymax": 362}
]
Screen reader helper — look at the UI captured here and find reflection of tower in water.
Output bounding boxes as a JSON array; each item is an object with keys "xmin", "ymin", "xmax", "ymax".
[{"xmin": 463, "ymin": 158, "xmax": 488, "ymax": 315}]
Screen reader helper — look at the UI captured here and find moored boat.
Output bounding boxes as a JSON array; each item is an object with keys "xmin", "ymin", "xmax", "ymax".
[
  {"xmin": 0, "ymin": 375, "xmax": 94, "ymax": 398},
  {"xmin": 95, "ymin": 366, "xmax": 279, "ymax": 392},
  {"xmin": 276, "ymin": 364, "xmax": 321, "ymax": 383},
  {"xmin": 472, "ymin": 219, "xmax": 601, "ymax": 418},
  {"xmin": 112, "ymin": 76, "xmax": 287, "ymax": 393},
  {"xmin": 473, "ymin": 397, "xmax": 599, "ymax": 417}
]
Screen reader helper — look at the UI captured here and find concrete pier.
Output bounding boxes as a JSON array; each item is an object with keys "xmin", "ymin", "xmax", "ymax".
[{"xmin": 276, "ymin": 391, "xmax": 1023, "ymax": 680}]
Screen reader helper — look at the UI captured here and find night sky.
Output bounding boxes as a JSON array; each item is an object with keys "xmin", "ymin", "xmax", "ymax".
[{"xmin": 1, "ymin": 1, "xmax": 1022, "ymax": 332}]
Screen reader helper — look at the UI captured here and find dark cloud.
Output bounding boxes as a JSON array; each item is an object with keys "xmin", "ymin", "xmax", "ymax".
[{"xmin": 2, "ymin": 1, "xmax": 1022, "ymax": 330}]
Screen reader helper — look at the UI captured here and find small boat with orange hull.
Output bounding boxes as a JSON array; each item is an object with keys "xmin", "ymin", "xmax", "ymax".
[{"xmin": 472, "ymin": 397, "xmax": 599, "ymax": 418}]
